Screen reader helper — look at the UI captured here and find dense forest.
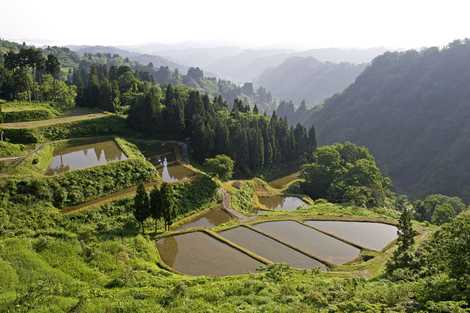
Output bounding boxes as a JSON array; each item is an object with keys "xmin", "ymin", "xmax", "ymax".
[
  {"xmin": 276, "ymin": 39, "xmax": 470, "ymax": 201},
  {"xmin": 69, "ymin": 45, "xmax": 277, "ymax": 112},
  {"xmin": 257, "ymin": 56, "xmax": 366, "ymax": 105},
  {"xmin": 127, "ymin": 84, "xmax": 316, "ymax": 175}
]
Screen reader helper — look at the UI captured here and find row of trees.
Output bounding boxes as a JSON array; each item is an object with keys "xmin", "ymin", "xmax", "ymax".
[
  {"xmin": 133, "ymin": 183, "xmax": 177, "ymax": 233},
  {"xmin": 128, "ymin": 84, "xmax": 317, "ymax": 174},
  {"xmin": 0, "ymin": 47, "xmax": 76, "ymax": 109}
]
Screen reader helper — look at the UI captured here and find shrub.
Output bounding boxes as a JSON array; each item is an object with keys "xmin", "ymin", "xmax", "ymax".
[{"xmin": 1, "ymin": 159, "xmax": 157, "ymax": 208}]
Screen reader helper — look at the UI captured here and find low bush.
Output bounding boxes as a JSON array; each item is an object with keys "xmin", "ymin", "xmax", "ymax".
[
  {"xmin": 1, "ymin": 158, "xmax": 157, "ymax": 208},
  {"xmin": 0, "ymin": 141, "xmax": 25, "ymax": 157},
  {"xmin": 170, "ymin": 174, "xmax": 218, "ymax": 216},
  {"xmin": 2, "ymin": 109, "xmax": 55, "ymax": 123},
  {"xmin": 1, "ymin": 101, "xmax": 59, "ymax": 123}
]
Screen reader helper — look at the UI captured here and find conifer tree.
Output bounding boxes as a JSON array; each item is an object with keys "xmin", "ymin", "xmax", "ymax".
[
  {"xmin": 150, "ymin": 187, "xmax": 163, "ymax": 232},
  {"xmin": 161, "ymin": 183, "xmax": 177, "ymax": 231},
  {"xmin": 133, "ymin": 183, "xmax": 150, "ymax": 234},
  {"xmin": 386, "ymin": 208, "xmax": 416, "ymax": 273}
]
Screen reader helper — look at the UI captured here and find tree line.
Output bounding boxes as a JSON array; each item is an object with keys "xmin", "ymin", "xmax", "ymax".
[
  {"xmin": 128, "ymin": 84, "xmax": 317, "ymax": 175},
  {"xmin": 133, "ymin": 182, "xmax": 177, "ymax": 233},
  {"xmin": 0, "ymin": 46, "xmax": 76, "ymax": 109}
]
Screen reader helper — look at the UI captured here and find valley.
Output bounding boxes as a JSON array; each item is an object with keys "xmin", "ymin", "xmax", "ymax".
[{"xmin": 0, "ymin": 35, "xmax": 469, "ymax": 313}]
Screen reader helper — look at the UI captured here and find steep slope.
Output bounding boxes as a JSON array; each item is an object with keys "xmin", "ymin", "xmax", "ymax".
[
  {"xmin": 297, "ymin": 47, "xmax": 389, "ymax": 64},
  {"xmin": 205, "ymin": 49, "xmax": 293, "ymax": 82},
  {"xmin": 308, "ymin": 39, "xmax": 470, "ymax": 200},
  {"xmin": 258, "ymin": 57, "xmax": 366, "ymax": 105}
]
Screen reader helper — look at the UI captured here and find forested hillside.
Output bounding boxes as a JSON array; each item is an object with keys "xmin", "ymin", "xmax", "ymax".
[
  {"xmin": 307, "ymin": 39, "xmax": 470, "ymax": 200},
  {"xmin": 257, "ymin": 56, "xmax": 366, "ymax": 105},
  {"xmin": 69, "ymin": 45, "xmax": 188, "ymax": 73},
  {"xmin": 127, "ymin": 85, "xmax": 316, "ymax": 175}
]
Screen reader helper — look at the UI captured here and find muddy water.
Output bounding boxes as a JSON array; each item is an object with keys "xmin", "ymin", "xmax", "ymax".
[
  {"xmin": 46, "ymin": 140, "xmax": 127, "ymax": 175},
  {"xmin": 176, "ymin": 208, "xmax": 232, "ymax": 230},
  {"xmin": 156, "ymin": 231, "xmax": 264, "ymax": 276},
  {"xmin": 159, "ymin": 164, "xmax": 196, "ymax": 182},
  {"xmin": 220, "ymin": 226, "xmax": 327, "ymax": 269},
  {"xmin": 252, "ymin": 221, "xmax": 360, "ymax": 265},
  {"xmin": 305, "ymin": 221, "xmax": 398, "ymax": 251},
  {"xmin": 259, "ymin": 196, "xmax": 306, "ymax": 211}
]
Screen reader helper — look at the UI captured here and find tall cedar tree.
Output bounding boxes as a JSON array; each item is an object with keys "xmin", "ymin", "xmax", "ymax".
[
  {"xmin": 149, "ymin": 187, "xmax": 163, "ymax": 232},
  {"xmin": 386, "ymin": 208, "xmax": 416, "ymax": 273},
  {"xmin": 161, "ymin": 183, "xmax": 177, "ymax": 230},
  {"xmin": 133, "ymin": 183, "xmax": 150, "ymax": 234}
]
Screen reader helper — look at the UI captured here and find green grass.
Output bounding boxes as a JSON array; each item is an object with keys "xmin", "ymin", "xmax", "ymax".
[
  {"xmin": 2, "ymin": 101, "xmax": 59, "ymax": 113},
  {"xmin": 0, "ymin": 141, "xmax": 25, "ymax": 158},
  {"xmin": 7, "ymin": 143, "xmax": 54, "ymax": 176},
  {"xmin": 1, "ymin": 101, "xmax": 60, "ymax": 123}
]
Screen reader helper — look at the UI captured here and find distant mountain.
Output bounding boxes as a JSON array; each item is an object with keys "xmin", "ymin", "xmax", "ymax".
[
  {"xmin": 126, "ymin": 44, "xmax": 389, "ymax": 82},
  {"xmin": 204, "ymin": 49, "xmax": 293, "ymax": 82},
  {"xmin": 125, "ymin": 43, "xmax": 243, "ymax": 68},
  {"xmin": 257, "ymin": 56, "xmax": 366, "ymax": 105},
  {"xmin": 68, "ymin": 45, "xmax": 188, "ymax": 72},
  {"xmin": 306, "ymin": 39, "xmax": 470, "ymax": 200},
  {"xmin": 296, "ymin": 47, "xmax": 389, "ymax": 64}
]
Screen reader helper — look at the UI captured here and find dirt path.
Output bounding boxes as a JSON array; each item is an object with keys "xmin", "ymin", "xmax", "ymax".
[
  {"xmin": 219, "ymin": 188, "xmax": 250, "ymax": 221},
  {"xmin": 0, "ymin": 113, "xmax": 110, "ymax": 129}
]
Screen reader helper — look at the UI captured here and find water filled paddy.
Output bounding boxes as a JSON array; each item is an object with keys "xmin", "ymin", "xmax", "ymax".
[
  {"xmin": 259, "ymin": 196, "xmax": 306, "ymax": 211},
  {"xmin": 252, "ymin": 221, "xmax": 360, "ymax": 265},
  {"xmin": 176, "ymin": 208, "xmax": 232, "ymax": 230},
  {"xmin": 159, "ymin": 164, "xmax": 197, "ymax": 182},
  {"xmin": 137, "ymin": 141, "xmax": 182, "ymax": 164},
  {"xmin": 156, "ymin": 231, "xmax": 264, "ymax": 276},
  {"xmin": 305, "ymin": 221, "xmax": 398, "ymax": 251},
  {"xmin": 46, "ymin": 140, "xmax": 127, "ymax": 175},
  {"xmin": 219, "ymin": 226, "xmax": 327, "ymax": 269}
]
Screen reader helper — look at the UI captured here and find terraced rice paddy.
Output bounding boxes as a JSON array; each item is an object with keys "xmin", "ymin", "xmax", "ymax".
[
  {"xmin": 157, "ymin": 219, "xmax": 397, "ymax": 275},
  {"xmin": 156, "ymin": 231, "xmax": 264, "ymax": 276},
  {"xmin": 159, "ymin": 164, "xmax": 197, "ymax": 182},
  {"xmin": 259, "ymin": 196, "xmax": 306, "ymax": 211},
  {"xmin": 46, "ymin": 140, "xmax": 127, "ymax": 175},
  {"xmin": 305, "ymin": 220, "xmax": 398, "ymax": 251},
  {"xmin": 176, "ymin": 208, "xmax": 232, "ymax": 230},
  {"xmin": 219, "ymin": 226, "xmax": 327, "ymax": 269},
  {"xmin": 252, "ymin": 221, "xmax": 360, "ymax": 265}
]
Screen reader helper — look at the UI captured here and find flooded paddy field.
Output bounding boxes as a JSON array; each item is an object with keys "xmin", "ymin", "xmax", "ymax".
[
  {"xmin": 252, "ymin": 221, "xmax": 360, "ymax": 265},
  {"xmin": 156, "ymin": 231, "xmax": 264, "ymax": 276},
  {"xmin": 259, "ymin": 196, "xmax": 306, "ymax": 211},
  {"xmin": 46, "ymin": 139, "xmax": 127, "ymax": 175},
  {"xmin": 219, "ymin": 226, "xmax": 327, "ymax": 269},
  {"xmin": 176, "ymin": 208, "xmax": 232, "ymax": 231},
  {"xmin": 159, "ymin": 164, "xmax": 197, "ymax": 182},
  {"xmin": 305, "ymin": 220, "xmax": 398, "ymax": 251}
]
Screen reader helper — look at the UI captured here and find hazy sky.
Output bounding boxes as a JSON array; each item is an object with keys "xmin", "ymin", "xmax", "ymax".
[{"xmin": 1, "ymin": 0, "xmax": 469, "ymax": 49}]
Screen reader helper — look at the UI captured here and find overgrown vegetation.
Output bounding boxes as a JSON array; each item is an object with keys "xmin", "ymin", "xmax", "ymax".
[
  {"xmin": 203, "ymin": 154, "xmax": 234, "ymax": 181},
  {"xmin": 0, "ymin": 101, "xmax": 59, "ymax": 122},
  {"xmin": 0, "ymin": 141, "xmax": 25, "ymax": 157},
  {"xmin": 1, "ymin": 158, "xmax": 157, "ymax": 208},
  {"xmin": 300, "ymin": 142, "xmax": 391, "ymax": 207}
]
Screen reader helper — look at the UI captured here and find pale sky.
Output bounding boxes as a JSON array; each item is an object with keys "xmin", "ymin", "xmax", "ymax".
[{"xmin": 1, "ymin": 0, "xmax": 469, "ymax": 49}]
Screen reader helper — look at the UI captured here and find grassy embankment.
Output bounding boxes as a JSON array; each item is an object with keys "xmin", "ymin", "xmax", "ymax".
[{"xmin": 1, "ymin": 101, "xmax": 60, "ymax": 123}]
